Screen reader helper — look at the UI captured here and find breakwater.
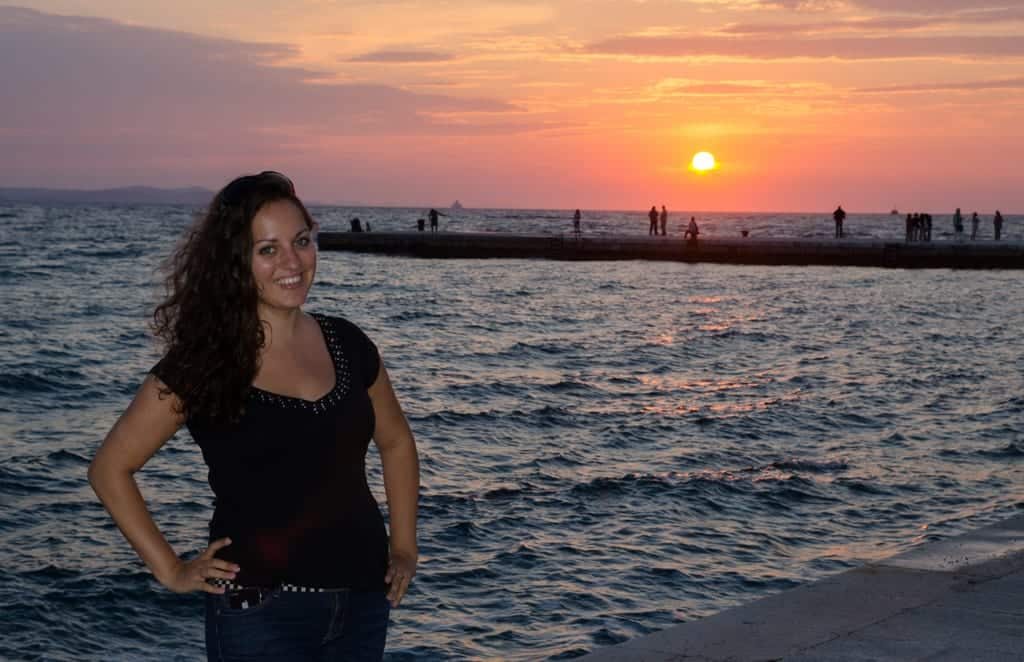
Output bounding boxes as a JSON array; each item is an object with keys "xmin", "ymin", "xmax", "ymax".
[
  {"xmin": 318, "ymin": 231, "xmax": 1024, "ymax": 269},
  {"xmin": 581, "ymin": 514, "xmax": 1024, "ymax": 661}
]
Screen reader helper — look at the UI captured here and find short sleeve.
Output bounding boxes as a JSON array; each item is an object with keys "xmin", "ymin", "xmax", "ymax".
[
  {"xmin": 150, "ymin": 357, "xmax": 180, "ymax": 393},
  {"xmin": 361, "ymin": 329, "xmax": 381, "ymax": 389},
  {"xmin": 332, "ymin": 316, "xmax": 380, "ymax": 389}
]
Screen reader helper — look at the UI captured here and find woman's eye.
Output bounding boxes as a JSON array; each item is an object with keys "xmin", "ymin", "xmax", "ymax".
[
  {"xmin": 296, "ymin": 236, "xmax": 311, "ymax": 247},
  {"xmin": 259, "ymin": 245, "xmax": 276, "ymax": 256}
]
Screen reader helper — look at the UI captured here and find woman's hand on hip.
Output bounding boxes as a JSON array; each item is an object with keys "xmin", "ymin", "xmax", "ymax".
[
  {"xmin": 384, "ymin": 548, "xmax": 418, "ymax": 608},
  {"xmin": 161, "ymin": 537, "xmax": 240, "ymax": 594}
]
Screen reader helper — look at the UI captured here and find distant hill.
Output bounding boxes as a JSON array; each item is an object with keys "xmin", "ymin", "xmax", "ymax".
[{"xmin": 0, "ymin": 186, "xmax": 214, "ymax": 205}]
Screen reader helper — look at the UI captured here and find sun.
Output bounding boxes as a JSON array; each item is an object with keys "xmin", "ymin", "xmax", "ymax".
[{"xmin": 691, "ymin": 151, "xmax": 716, "ymax": 172}]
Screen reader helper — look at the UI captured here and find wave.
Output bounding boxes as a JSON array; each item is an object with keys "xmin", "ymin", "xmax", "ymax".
[
  {"xmin": 410, "ymin": 404, "xmax": 573, "ymax": 427},
  {"xmin": 769, "ymin": 458, "xmax": 849, "ymax": 473},
  {"xmin": 46, "ymin": 450, "xmax": 91, "ymax": 466},
  {"xmin": 977, "ymin": 441, "xmax": 1024, "ymax": 458},
  {"xmin": 0, "ymin": 370, "xmax": 87, "ymax": 395},
  {"xmin": 834, "ymin": 477, "xmax": 894, "ymax": 495}
]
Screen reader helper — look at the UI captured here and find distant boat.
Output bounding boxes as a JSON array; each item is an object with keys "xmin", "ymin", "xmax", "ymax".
[
  {"xmin": 451, "ymin": 200, "xmax": 464, "ymax": 210},
  {"xmin": 890, "ymin": 208, "xmax": 899, "ymax": 215}
]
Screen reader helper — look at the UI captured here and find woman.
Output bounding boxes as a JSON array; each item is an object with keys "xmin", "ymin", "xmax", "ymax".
[{"xmin": 89, "ymin": 171, "xmax": 419, "ymax": 661}]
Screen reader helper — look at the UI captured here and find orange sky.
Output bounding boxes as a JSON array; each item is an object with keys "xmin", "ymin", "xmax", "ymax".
[{"xmin": 1, "ymin": 1, "xmax": 1022, "ymax": 211}]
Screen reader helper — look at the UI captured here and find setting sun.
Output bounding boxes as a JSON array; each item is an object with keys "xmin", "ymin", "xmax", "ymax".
[{"xmin": 691, "ymin": 151, "xmax": 716, "ymax": 172}]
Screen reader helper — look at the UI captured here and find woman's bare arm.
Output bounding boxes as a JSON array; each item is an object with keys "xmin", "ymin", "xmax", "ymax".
[
  {"xmin": 89, "ymin": 374, "xmax": 238, "ymax": 593},
  {"xmin": 369, "ymin": 362, "xmax": 420, "ymax": 607}
]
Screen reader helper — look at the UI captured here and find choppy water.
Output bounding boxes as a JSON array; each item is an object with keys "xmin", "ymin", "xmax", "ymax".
[{"xmin": 0, "ymin": 203, "xmax": 1022, "ymax": 661}]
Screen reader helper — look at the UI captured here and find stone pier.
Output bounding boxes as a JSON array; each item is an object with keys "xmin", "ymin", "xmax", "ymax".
[{"xmin": 318, "ymin": 232, "xmax": 1024, "ymax": 269}]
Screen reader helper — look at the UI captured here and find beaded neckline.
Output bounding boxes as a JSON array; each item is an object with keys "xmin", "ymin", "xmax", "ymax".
[{"xmin": 248, "ymin": 313, "xmax": 351, "ymax": 413}]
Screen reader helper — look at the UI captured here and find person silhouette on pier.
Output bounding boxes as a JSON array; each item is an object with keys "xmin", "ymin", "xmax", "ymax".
[
  {"xmin": 953, "ymin": 208, "xmax": 964, "ymax": 240},
  {"xmin": 573, "ymin": 209, "xmax": 582, "ymax": 237},
  {"xmin": 970, "ymin": 211, "xmax": 980, "ymax": 240},
  {"xmin": 684, "ymin": 216, "xmax": 700, "ymax": 241},
  {"xmin": 833, "ymin": 205, "xmax": 846, "ymax": 238},
  {"xmin": 350, "ymin": 217, "xmax": 363, "ymax": 233},
  {"xmin": 994, "ymin": 210, "xmax": 1004, "ymax": 241},
  {"xmin": 648, "ymin": 206, "xmax": 658, "ymax": 236},
  {"xmin": 428, "ymin": 208, "xmax": 446, "ymax": 233},
  {"xmin": 659, "ymin": 206, "xmax": 668, "ymax": 236}
]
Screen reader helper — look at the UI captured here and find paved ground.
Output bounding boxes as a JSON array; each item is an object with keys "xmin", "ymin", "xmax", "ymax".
[
  {"xmin": 580, "ymin": 515, "xmax": 1024, "ymax": 661},
  {"xmin": 319, "ymin": 232, "xmax": 1024, "ymax": 269}
]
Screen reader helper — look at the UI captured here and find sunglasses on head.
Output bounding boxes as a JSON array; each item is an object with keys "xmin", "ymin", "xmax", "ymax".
[{"xmin": 220, "ymin": 171, "xmax": 296, "ymax": 207}]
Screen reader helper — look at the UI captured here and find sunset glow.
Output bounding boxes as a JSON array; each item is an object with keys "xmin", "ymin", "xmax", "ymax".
[{"xmin": 2, "ymin": 2, "xmax": 1023, "ymax": 211}]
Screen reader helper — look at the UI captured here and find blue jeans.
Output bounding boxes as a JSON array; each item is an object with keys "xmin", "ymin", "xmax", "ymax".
[{"xmin": 205, "ymin": 589, "xmax": 390, "ymax": 661}]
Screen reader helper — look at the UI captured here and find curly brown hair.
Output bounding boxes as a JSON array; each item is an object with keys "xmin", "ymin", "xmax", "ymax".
[{"xmin": 153, "ymin": 172, "xmax": 315, "ymax": 422}]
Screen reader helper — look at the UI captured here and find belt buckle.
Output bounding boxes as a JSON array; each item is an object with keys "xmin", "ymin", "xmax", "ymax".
[{"xmin": 227, "ymin": 586, "xmax": 266, "ymax": 610}]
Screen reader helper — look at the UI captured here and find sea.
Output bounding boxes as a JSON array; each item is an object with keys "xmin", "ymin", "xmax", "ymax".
[{"xmin": 0, "ymin": 203, "xmax": 1021, "ymax": 661}]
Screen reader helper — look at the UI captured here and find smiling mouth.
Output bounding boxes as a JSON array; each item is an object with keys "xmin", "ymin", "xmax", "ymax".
[{"xmin": 275, "ymin": 274, "xmax": 303, "ymax": 288}]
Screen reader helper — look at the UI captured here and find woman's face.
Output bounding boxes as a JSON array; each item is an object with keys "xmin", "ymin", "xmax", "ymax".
[{"xmin": 249, "ymin": 199, "xmax": 318, "ymax": 315}]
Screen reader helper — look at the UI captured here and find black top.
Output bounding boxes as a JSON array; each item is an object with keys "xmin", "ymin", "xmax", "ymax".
[{"xmin": 153, "ymin": 313, "xmax": 387, "ymax": 590}]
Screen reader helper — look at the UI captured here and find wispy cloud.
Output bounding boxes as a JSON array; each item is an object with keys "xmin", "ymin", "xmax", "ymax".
[
  {"xmin": 722, "ymin": 5, "xmax": 1024, "ymax": 34},
  {"xmin": 749, "ymin": 0, "xmax": 1015, "ymax": 12},
  {"xmin": 856, "ymin": 76, "xmax": 1024, "ymax": 93},
  {"xmin": 651, "ymin": 78, "xmax": 828, "ymax": 98},
  {"xmin": 847, "ymin": 0, "xmax": 1016, "ymax": 14},
  {"xmin": 0, "ymin": 7, "xmax": 520, "ymax": 141},
  {"xmin": 0, "ymin": 6, "xmax": 542, "ymax": 193},
  {"xmin": 586, "ymin": 34, "xmax": 1024, "ymax": 60},
  {"xmin": 348, "ymin": 50, "xmax": 455, "ymax": 63}
]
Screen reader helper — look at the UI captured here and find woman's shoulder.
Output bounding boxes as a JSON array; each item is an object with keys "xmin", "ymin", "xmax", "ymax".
[
  {"xmin": 312, "ymin": 312, "xmax": 374, "ymax": 343},
  {"xmin": 312, "ymin": 312, "xmax": 380, "ymax": 385}
]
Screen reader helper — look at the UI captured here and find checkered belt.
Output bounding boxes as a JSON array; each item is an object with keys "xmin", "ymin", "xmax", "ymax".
[{"xmin": 208, "ymin": 577, "xmax": 329, "ymax": 593}]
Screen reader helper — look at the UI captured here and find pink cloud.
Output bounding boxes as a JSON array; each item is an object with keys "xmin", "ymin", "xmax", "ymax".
[
  {"xmin": 0, "ymin": 7, "xmax": 513, "ymax": 134},
  {"xmin": 757, "ymin": 0, "xmax": 1016, "ymax": 12},
  {"xmin": 856, "ymin": 77, "xmax": 1024, "ymax": 93},
  {"xmin": 719, "ymin": 6, "xmax": 1024, "ymax": 37},
  {"xmin": 0, "ymin": 6, "xmax": 537, "ymax": 191},
  {"xmin": 721, "ymin": 17, "xmax": 934, "ymax": 35},
  {"xmin": 586, "ymin": 34, "xmax": 1024, "ymax": 60},
  {"xmin": 849, "ymin": 0, "xmax": 1016, "ymax": 13},
  {"xmin": 348, "ymin": 50, "xmax": 456, "ymax": 63}
]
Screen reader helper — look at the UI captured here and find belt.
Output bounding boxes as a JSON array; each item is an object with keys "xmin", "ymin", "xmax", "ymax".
[{"xmin": 208, "ymin": 577, "xmax": 331, "ymax": 593}]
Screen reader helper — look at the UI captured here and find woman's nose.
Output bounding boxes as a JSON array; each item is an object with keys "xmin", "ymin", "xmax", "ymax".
[{"xmin": 279, "ymin": 245, "xmax": 301, "ymax": 268}]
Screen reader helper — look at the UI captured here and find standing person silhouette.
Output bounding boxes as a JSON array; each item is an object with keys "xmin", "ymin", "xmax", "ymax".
[
  {"xmin": 970, "ymin": 211, "xmax": 980, "ymax": 240},
  {"xmin": 994, "ymin": 210, "xmax": 1004, "ymax": 241},
  {"xmin": 428, "ymin": 208, "xmax": 446, "ymax": 232},
  {"xmin": 953, "ymin": 207, "xmax": 964, "ymax": 240},
  {"xmin": 659, "ymin": 205, "xmax": 668, "ymax": 236},
  {"xmin": 648, "ymin": 206, "xmax": 658, "ymax": 236},
  {"xmin": 833, "ymin": 205, "xmax": 846, "ymax": 238},
  {"xmin": 89, "ymin": 171, "xmax": 420, "ymax": 661},
  {"xmin": 573, "ymin": 209, "xmax": 582, "ymax": 237}
]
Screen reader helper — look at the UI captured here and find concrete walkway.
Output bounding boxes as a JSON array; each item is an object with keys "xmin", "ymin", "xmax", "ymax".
[
  {"xmin": 318, "ymin": 232, "xmax": 1024, "ymax": 269},
  {"xmin": 580, "ymin": 515, "xmax": 1024, "ymax": 661}
]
